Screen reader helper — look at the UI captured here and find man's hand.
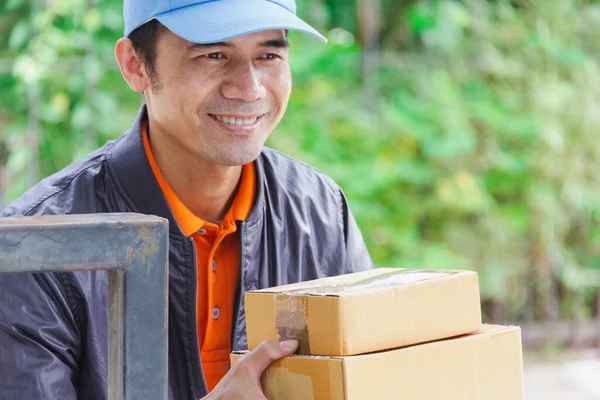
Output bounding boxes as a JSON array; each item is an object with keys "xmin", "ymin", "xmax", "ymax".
[{"xmin": 203, "ymin": 340, "xmax": 299, "ymax": 400}]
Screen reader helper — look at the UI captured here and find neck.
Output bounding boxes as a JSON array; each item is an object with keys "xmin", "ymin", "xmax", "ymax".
[{"xmin": 148, "ymin": 121, "xmax": 242, "ymax": 224}]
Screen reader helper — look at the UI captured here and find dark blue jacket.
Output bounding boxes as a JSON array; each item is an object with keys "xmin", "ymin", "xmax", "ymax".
[{"xmin": 0, "ymin": 106, "xmax": 373, "ymax": 399}]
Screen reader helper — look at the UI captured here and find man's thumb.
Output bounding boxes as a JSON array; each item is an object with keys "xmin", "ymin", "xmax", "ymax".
[{"xmin": 243, "ymin": 340, "xmax": 299, "ymax": 374}]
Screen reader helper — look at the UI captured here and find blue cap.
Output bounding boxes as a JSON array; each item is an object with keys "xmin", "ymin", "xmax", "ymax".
[{"xmin": 123, "ymin": 0, "xmax": 327, "ymax": 43}]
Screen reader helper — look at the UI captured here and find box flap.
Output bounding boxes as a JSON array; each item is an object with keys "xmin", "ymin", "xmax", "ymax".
[
  {"xmin": 250, "ymin": 268, "xmax": 467, "ymax": 297},
  {"xmin": 468, "ymin": 324, "xmax": 520, "ymax": 338}
]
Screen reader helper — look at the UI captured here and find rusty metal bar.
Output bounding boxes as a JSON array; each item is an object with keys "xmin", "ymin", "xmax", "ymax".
[{"xmin": 0, "ymin": 213, "xmax": 169, "ymax": 400}]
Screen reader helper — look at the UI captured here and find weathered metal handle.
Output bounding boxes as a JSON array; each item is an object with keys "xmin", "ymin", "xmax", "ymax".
[{"xmin": 0, "ymin": 213, "xmax": 169, "ymax": 400}]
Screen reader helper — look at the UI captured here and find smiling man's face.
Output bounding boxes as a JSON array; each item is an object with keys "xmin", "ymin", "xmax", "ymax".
[{"xmin": 144, "ymin": 28, "xmax": 292, "ymax": 167}]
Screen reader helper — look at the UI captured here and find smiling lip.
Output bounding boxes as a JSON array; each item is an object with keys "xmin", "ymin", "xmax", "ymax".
[{"xmin": 209, "ymin": 113, "xmax": 265, "ymax": 134}]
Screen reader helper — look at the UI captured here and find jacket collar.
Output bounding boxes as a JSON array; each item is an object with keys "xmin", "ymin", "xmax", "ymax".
[{"xmin": 108, "ymin": 105, "xmax": 265, "ymax": 235}]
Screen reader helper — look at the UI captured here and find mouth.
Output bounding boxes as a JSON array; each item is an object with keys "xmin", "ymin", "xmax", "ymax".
[{"xmin": 209, "ymin": 114, "xmax": 264, "ymax": 126}]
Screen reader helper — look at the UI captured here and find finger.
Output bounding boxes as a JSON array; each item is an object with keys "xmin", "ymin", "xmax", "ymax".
[
  {"xmin": 278, "ymin": 339, "xmax": 299, "ymax": 356},
  {"xmin": 241, "ymin": 340, "xmax": 298, "ymax": 375}
]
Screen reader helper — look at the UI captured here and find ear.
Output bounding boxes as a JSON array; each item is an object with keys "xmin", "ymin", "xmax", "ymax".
[{"xmin": 115, "ymin": 38, "xmax": 149, "ymax": 93}]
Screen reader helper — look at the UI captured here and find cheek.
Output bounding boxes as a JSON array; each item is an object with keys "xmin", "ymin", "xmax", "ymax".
[
  {"xmin": 270, "ymin": 69, "xmax": 292, "ymax": 110},
  {"xmin": 160, "ymin": 72, "xmax": 210, "ymax": 120},
  {"xmin": 160, "ymin": 60, "xmax": 205, "ymax": 95}
]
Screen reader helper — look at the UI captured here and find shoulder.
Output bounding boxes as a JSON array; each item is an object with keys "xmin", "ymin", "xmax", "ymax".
[
  {"xmin": 256, "ymin": 147, "xmax": 348, "ymax": 241},
  {"xmin": 2, "ymin": 140, "xmax": 118, "ymax": 217},
  {"xmin": 259, "ymin": 147, "xmax": 342, "ymax": 200}
]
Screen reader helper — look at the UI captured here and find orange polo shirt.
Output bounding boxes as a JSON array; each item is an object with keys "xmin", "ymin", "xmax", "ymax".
[{"xmin": 142, "ymin": 122, "xmax": 255, "ymax": 392}]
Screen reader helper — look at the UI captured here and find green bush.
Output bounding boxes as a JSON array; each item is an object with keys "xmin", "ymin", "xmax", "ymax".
[{"xmin": 1, "ymin": 0, "xmax": 599, "ymax": 322}]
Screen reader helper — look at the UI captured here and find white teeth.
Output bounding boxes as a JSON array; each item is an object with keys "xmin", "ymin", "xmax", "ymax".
[{"xmin": 214, "ymin": 115, "xmax": 258, "ymax": 126}]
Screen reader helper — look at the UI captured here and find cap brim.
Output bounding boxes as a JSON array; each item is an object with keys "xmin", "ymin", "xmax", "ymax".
[{"xmin": 155, "ymin": 0, "xmax": 327, "ymax": 44}]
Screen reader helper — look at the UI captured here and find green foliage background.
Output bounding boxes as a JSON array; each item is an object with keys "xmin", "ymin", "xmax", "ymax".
[{"xmin": 1, "ymin": 0, "xmax": 599, "ymax": 324}]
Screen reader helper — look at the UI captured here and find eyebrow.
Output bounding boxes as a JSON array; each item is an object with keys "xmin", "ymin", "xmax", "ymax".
[
  {"xmin": 259, "ymin": 39, "xmax": 289, "ymax": 48},
  {"xmin": 187, "ymin": 38, "xmax": 289, "ymax": 51},
  {"xmin": 187, "ymin": 42, "xmax": 231, "ymax": 50}
]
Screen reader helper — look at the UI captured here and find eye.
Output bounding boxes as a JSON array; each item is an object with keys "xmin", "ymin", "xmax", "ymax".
[
  {"xmin": 205, "ymin": 52, "xmax": 225, "ymax": 60},
  {"xmin": 261, "ymin": 54, "xmax": 280, "ymax": 60}
]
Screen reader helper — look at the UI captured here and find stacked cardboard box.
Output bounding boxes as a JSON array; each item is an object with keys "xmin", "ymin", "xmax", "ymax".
[{"xmin": 232, "ymin": 268, "xmax": 524, "ymax": 399}]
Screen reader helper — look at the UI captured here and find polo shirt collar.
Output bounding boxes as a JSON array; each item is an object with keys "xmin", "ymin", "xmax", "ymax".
[{"xmin": 140, "ymin": 118, "xmax": 256, "ymax": 237}]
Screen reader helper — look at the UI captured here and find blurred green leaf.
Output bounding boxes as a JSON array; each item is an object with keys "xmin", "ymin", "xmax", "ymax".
[
  {"xmin": 406, "ymin": 2, "xmax": 438, "ymax": 34},
  {"xmin": 7, "ymin": 145, "xmax": 30, "ymax": 174},
  {"xmin": 0, "ymin": 0, "xmax": 599, "ymax": 324},
  {"xmin": 8, "ymin": 20, "xmax": 29, "ymax": 49},
  {"xmin": 3, "ymin": 0, "xmax": 28, "ymax": 12}
]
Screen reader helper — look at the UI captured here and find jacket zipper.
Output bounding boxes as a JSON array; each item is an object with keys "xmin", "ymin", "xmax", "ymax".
[
  {"xmin": 231, "ymin": 221, "xmax": 245, "ymax": 350},
  {"xmin": 189, "ymin": 236, "xmax": 208, "ymax": 396}
]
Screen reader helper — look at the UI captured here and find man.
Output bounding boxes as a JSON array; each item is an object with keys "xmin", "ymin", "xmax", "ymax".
[{"xmin": 0, "ymin": 0, "xmax": 373, "ymax": 399}]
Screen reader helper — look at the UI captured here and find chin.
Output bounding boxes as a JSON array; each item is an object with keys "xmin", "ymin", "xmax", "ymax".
[{"xmin": 216, "ymin": 149, "xmax": 264, "ymax": 167}]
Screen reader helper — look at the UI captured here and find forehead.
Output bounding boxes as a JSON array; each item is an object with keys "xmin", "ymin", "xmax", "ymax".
[{"xmin": 163, "ymin": 28, "xmax": 288, "ymax": 49}]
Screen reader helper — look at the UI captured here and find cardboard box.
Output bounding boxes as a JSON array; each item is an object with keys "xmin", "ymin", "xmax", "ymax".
[
  {"xmin": 245, "ymin": 268, "xmax": 481, "ymax": 356},
  {"xmin": 231, "ymin": 325, "xmax": 524, "ymax": 400}
]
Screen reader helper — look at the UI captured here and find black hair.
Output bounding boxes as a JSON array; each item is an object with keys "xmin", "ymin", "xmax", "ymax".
[{"xmin": 128, "ymin": 19, "xmax": 167, "ymax": 85}]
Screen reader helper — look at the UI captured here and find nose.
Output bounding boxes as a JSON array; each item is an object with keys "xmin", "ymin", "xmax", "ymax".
[{"xmin": 221, "ymin": 62, "xmax": 267, "ymax": 102}]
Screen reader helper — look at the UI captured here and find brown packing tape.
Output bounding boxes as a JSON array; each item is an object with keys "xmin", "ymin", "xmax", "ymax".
[
  {"xmin": 329, "ymin": 358, "xmax": 343, "ymax": 400},
  {"xmin": 233, "ymin": 351, "xmax": 338, "ymax": 400},
  {"xmin": 282, "ymin": 355, "xmax": 337, "ymax": 400},
  {"xmin": 262, "ymin": 364, "xmax": 314, "ymax": 400},
  {"xmin": 275, "ymin": 293, "xmax": 311, "ymax": 354}
]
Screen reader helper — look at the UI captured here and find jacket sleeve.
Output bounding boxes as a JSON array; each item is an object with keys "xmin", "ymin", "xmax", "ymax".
[
  {"xmin": 339, "ymin": 189, "xmax": 375, "ymax": 273},
  {"xmin": 0, "ymin": 272, "xmax": 80, "ymax": 400}
]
